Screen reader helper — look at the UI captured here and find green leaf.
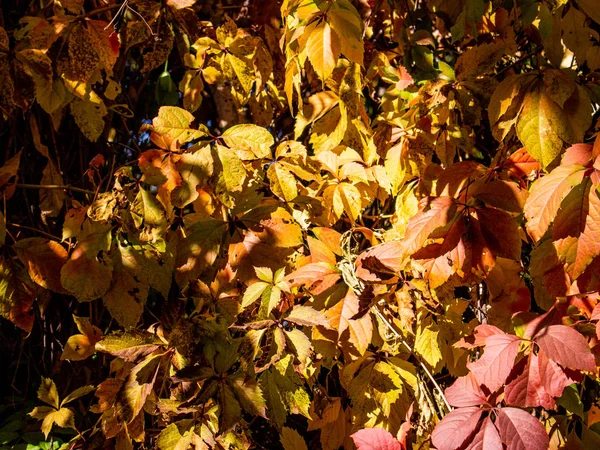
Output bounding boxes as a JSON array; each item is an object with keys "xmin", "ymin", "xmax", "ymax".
[
  {"xmin": 131, "ymin": 187, "xmax": 165, "ymax": 229},
  {"xmin": 556, "ymin": 384, "xmax": 584, "ymax": 419},
  {"xmin": 95, "ymin": 330, "xmax": 163, "ymax": 361}
]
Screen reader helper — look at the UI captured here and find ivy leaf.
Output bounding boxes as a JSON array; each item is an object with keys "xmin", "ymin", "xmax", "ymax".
[
  {"xmin": 325, "ymin": 289, "xmax": 373, "ymax": 356},
  {"xmin": 61, "ymin": 315, "xmax": 103, "ymax": 361},
  {"xmin": 280, "ymin": 427, "xmax": 308, "ymax": 450},
  {"xmin": 70, "ymin": 98, "xmax": 108, "ymax": 142},
  {"xmin": 534, "ymin": 324, "xmax": 596, "ymax": 372},
  {"xmin": 218, "ymin": 383, "xmax": 243, "ymax": 433},
  {"xmin": 61, "ymin": 385, "xmax": 95, "ymax": 407},
  {"xmin": 552, "ymin": 180, "xmax": 600, "ymax": 279},
  {"xmin": 469, "ymin": 417, "xmax": 502, "ymax": 450},
  {"xmin": 467, "ymin": 333, "xmax": 521, "ymax": 393},
  {"xmin": 0, "ymin": 255, "xmax": 38, "ymax": 332},
  {"xmin": 29, "ymin": 406, "xmax": 75, "ymax": 439},
  {"xmin": 141, "ymin": 106, "xmax": 209, "ymax": 145},
  {"xmin": 95, "ymin": 330, "xmax": 164, "ymax": 361},
  {"xmin": 305, "ymin": 20, "xmax": 340, "ymax": 82},
  {"xmin": 37, "ymin": 378, "xmax": 60, "ymax": 409},
  {"xmin": 351, "ymin": 428, "xmax": 402, "ymax": 450},
  {"xmin": 175, "ymin": 218, "xmax": 227, "ymax": 286},
  {"xmin": 327, "ymin": 0, "xmax": 364, "ymax": 65},
  {"xmin": 13, "ymin": 238, "xmax": 68, "ymax": 294},
  {"xmin": 445, "ymin": 372, "xmax": 488, "ymax": 408},
  {"xmin": 131, "ymin": 186, "xmax": 165, "ymax": 228},
  {"xmin": 102, "ymin": 242, "xmax": 149, "ymax": 329},
  {"xmin": 286, "ymin": 305, "xmax": 330, "ymax": 328},
  {"xmin": 495, "ymin": 407, "xmax": 549, "ymax": 450},
  {"xmin": 222, "ymin": 124, "xmax": 274, "ymax": 160},
  {"xmin": 524, "ymin": 163, "xmax": 586, "ymax": 242},
  {"xmin": 504, "ymin": 353, "xmax": 556, "ymax": 409},
  {"xmin": 431, "ymin": 407, "xmax": 483, "ymax": 450}
]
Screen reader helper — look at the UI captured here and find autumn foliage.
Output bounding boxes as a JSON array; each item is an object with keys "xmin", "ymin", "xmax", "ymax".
[{"xmin": 2, "ymin": 0, "xmax": 600, "ymax": 449}]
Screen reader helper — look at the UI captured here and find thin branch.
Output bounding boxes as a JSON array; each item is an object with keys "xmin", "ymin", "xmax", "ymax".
[
  {"xmin": 371, "ymin": 305, "xmax": 452, "ymax": 414},
  {"xmin": 17, "ymin": 183, "xmax": 96, "ymax": 195},
  {"xmin": 8, "ymin": 222, "xmax": 62, "ymax": 242}
]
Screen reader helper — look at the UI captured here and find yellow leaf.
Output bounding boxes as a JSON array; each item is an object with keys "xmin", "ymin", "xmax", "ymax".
[
  {"xmin": 70, "ymin": 98, "xmax": 108, "ymax": 142},
  {"xmin": 37, "ymin": 378, "xmax": 60, "ymax": 409},
  {"xmin": 143, "ymin": 106, "xmax": 209, "ymax": 145},
  {"xmin": 268, "ymin": 163, "xmax": 298, "ymax": 202},
  {"xmin": 13, "ymin": 237, "xmax": 68, "ymax": 294},
  {"xmin": 179, "ymin": 70, "xmax": 204, "ymax": 112},
  {"xmin": 222, "ymin": 124, "xmax": 274, "ymax": 160},
  {"xmin": 415, "ymin": 316, "xmax": 443, "ymax": 372},
  {"xmin": 294, "ymin": 91, "xmax": 339, "ymax": 139},
  {"xmin": 332, "ymin": 182, "xmax": 362, "ymax": 222},
  {"xmin": 327, "ymin": 0, "xmax": 364, "ymax": 65},
  {"xmin": 102, "ymin": 243, "xmax": 149, "ymax": 328},
  {"xmin": 218, "ymin": 144, "xmax": 247, "ymax": 192},
  {"xmin": 306, "ymin": 20, "xmax": 340, "ymax": 82}
]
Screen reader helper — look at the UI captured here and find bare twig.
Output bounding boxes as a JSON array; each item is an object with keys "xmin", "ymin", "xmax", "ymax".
[{"xmin": 17, "ymin": 183, "xmax": 96, "ymax": 195}]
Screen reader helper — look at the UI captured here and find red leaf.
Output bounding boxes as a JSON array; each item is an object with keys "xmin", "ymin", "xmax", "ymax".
[
  {"xmin": 537, "ymin": 348, "xmax": 574, "ymax": 398},
  {"xmin": 455, "ymin": 325, "xmax": 504, "ymax": 349},
  {"xmin": 469, "ymin": 417, "xmax": 503, "ymax": 450},
  {"xmin": 431, "ymin": 407, "xmax": 482, "ymax": 450},
  {"xmin": 445, "ymin": 373, "xmax": 488, "ymax": 408},
  {"xmin": 534, "ymin": 324, "xmax": 596, "ymax": 372},
  {"xmin": 495, "ymin": 407, "xmax": 549, "ymax": 450},
  {"xmin": 351, "ymin": 428, "xmax": 402, "ymax": 450},
  {"xmin": 504, "ymin": 353, "xmax": 555, "ymax": 409},
  {"xmin": 501, "ymin": 148, "xmax": 540, "ymax": 180},
  {"xmin": 467, "ymin": 334, "xmax": 521, "ymax": 393}
]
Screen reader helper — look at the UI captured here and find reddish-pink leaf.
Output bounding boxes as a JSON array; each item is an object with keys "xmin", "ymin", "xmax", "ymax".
[
  {"xmin": 397, "ymin": 403, "xmax": 413, "ymax": 450},
  {"xmin": 431, "ymin": 407, "xmax": 482, "ymax": 450},
  {"xmin": 445, "ymin": 373, "xmax": 488, "ymax": 408},
  {"xmin": 351, "ymin": 428, "xmax": 402, "ymax": 450},
  {"xmin": 455, "ymin": 325, "xmax": 504, "ymax": 349},
  {"xmin": 534, "ymin": 324, "xmax": 596, "ymax": 372},
  {"xmin": 537, "ymin": 348, "xmax": 573, "ymax": 398},
  {"xmin": 495, "ymin": 407, "xmax": 549, "ymax": 450},
  {"xmin": 355, "ymin": 241, "xmax": 404, "ymax": 278},
  {"xmin": 504, "ymin": 353, "xmax": 554, "ymax": 409},
  {"xmin": 469, "ymin": 417, "xmax": 503, "ymax": 450},
  {"xmin": 561, "ymin": 143, "xmax": 593, "ymax": 167},
  {"xmin": 467, "ymin": 334, "xmax": 521, "ymax": 393}
]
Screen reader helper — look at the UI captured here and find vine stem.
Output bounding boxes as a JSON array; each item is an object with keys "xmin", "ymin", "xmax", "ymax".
[
  {"xmin": 17, "ymin": 183, "xmax": 96, "ymax": 195},
  {"xmin": 7, "ymin": 222, "xmax": 63, "ymax": 242},
  {"xmin": 371, "ymin": 305, "xmax": 452, "ymax": 414}
]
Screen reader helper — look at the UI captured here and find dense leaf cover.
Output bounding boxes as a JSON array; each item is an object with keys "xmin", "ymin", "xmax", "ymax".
[{"xmin": 1, "ymin": 0, "xmax": 600, "ymax": 449}]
